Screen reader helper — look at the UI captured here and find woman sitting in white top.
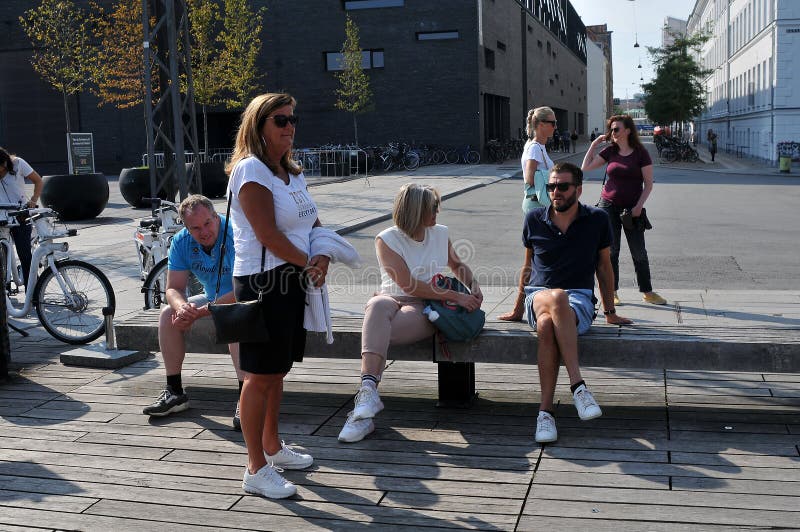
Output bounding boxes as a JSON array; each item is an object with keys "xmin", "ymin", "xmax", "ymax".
[{"xmin": 338, "ymin": 183, "xmax": 483, "ymax": 443}]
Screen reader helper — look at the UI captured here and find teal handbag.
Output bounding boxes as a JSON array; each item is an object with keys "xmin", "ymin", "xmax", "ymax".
[
  {"xmin": 522, "ymin": 168, "xmax": 551, "ymax": 213},
  {"xmin": 423, "ymin": 275, "xmax": 485, "ymax": 342}
]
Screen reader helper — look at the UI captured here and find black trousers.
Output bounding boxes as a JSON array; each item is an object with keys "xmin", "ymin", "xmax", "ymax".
[{"xmin": 597, "ymin": 200, "xmax": 653, "ymax": 293}]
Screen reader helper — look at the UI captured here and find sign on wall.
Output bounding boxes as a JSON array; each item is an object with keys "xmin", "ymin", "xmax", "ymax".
[{"xmin": 66, "ymin": 133, "xmax": 95, "ymax": 174}]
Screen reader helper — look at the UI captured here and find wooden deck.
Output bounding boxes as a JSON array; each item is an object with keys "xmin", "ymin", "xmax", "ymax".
[{"xmin": 2, "ymin": 334, "xmax": 799, "ymax": 530}]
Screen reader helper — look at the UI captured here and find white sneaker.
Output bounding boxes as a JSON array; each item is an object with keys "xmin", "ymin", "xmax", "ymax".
[
  {"xmin": 264, "ymin": 441, "xmax": 313, "ymax": 470},
  {"xmin": 573, "ymin": 384, "xmax": 602, "ymax": 421},
  {"xmin": 338, "ymin": 410, "xmax": 375, "ymax": 443},
  {"xmin": 242, "ymin": 465, "xmax": 296, "ymax": 499},
  {"xmin": 351, "ymin": 385, "xmax": 383, "ymax": 421},
  {"xmin": 535, "ymin": 411, "xmax": 558, "ymax": 443}
]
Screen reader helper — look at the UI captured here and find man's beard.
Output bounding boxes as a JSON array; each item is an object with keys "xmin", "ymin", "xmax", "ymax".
[{"xmin": 553, "ymin": 193, "xmax": 577, "ymax": 212}]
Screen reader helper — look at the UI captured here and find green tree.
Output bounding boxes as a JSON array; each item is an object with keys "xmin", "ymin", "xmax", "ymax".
[
  {"xmin": 642, "ymin": 31, "xmax": 711, "ymax": 131},
  {"xmin": 217, "ymin": 0, "xmax": 265, "ymax": 109},
  {"xmin": 19, "ymin": 0, "xmax": 95, "ymax": 135},
  {"xmin": 335, "ymin": 16, "xmax": 374, "ymax": 147},
  {"xmin": 187, "ymin": 0, "xmax": 224, "ymax": 155}
]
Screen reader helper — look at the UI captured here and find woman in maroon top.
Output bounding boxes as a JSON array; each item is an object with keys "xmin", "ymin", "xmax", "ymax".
[{"xmin": 582, "ymin": 115, "xmax": 666, "ymax": 306}]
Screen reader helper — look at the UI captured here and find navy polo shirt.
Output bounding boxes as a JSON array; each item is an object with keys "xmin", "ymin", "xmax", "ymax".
[{"xmin": 522, "ymin": 203, "xmax": 613, "ymax": 290}]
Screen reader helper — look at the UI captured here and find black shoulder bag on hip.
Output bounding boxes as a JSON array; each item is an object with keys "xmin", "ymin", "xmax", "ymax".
[{"xmin": 207, "ymin": 193, "xmax": 270, "ymax": 344}]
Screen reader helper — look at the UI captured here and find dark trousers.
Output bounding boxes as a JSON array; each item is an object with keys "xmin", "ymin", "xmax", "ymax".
[
  {"xmin": 598, "ymin": 200, "xmax": 653, "ymax": 293},
  {"xmin": 10, "ymin": 223, "xmax": 33, "ymax": 287}
]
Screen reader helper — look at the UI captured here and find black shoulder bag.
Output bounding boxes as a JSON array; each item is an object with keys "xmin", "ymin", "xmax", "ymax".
[{"xmin": 207, "ymin": 193, "xmax": 270, "ymax": 344}]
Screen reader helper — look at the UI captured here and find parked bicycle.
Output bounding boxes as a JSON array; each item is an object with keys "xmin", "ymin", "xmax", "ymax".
[
  {"xmin": 1, "ymin": 204, "xmax": 115, "ymax": 344},
  {"xmin": 135, "ymin": 198, "xmax": 202, "ymax": 309},
  {"xmin": 658, "ymin": 136, "xmax": 699, "ymax": 163},
  {"xmin": 445, "ymin": 144, "xmax": 481, "ymax": 164},
  {"xmin": 378, "ymin": 142, "xmax": 420, "ymax": 172}
]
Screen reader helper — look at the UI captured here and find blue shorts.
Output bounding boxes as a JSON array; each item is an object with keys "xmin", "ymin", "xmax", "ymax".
[{"xmin": 524, "ymin": 286, "xmax": 596, "ymax": 336}]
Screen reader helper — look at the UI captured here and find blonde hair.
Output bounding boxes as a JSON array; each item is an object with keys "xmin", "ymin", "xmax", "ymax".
[
  {"xmin": 178, "ymin": 194, "xmax": 216, "ymax": 220},
  {"xmin": 526, "ymin": 106, "xmax": 555, "ymax": 138},
  {"xmin": 392, "ymin": 183, "xmax": 441, "ymax": 238},
  {"xmin": 226, "ymin": 93, "xmax": 302, "ymax": 176}
]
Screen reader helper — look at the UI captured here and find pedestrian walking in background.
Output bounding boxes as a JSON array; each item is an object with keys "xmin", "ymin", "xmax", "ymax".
[
  {"xmin": 707, "ymin": 129, "xmax": 718, "ymax": 162},
  {"xmin": 570, "ymin": 129, "xmax": 578, "ymax": 153},
  {"xmin": 562, "ymin": 130, "xmax": 571, "ymax": 153}
]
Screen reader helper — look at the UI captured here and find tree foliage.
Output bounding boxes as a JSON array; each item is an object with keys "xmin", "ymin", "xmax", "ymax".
[
  {"xmin": 19, "ymin": 0, "xmax": 95, "ymax": 133},
  {"xmin": 335, "ymin": 16, "xmax": 374, "ymax": 146},
  {"xmin": 216, "ymin": 0, "xmax": 265, "ymax": 109},
  {"xmin": 642, "ymin": 31, "xmax": 711, "ymax": 127},
  {"xmin": 187, "ymin": 0, "xmax": 223, "ymax": 108},
  {"xmin": 90, "ymin": 0, "xmax": 158, "ymax": 109}
]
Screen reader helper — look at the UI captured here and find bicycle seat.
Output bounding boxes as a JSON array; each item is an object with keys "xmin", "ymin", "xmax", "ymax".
[{"xmin": 139, "ymin": 218, "xmax": 162, "ymax": 228}]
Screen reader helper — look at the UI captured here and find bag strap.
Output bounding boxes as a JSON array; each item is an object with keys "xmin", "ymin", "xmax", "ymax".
[{"xmin": 215, "ymin": 189, "xmax": 265, "ymax": 298}]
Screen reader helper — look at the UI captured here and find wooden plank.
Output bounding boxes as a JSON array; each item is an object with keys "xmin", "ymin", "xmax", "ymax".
[
  {"xmin": 0, "ymin": 489, "xmax": 97, "ymax": 513},
  {"xmin": 0, "ymin": 436, "xmax": 171, "ymax": 460},
  {"xmin": 517, "ymin": 515, "xmax": 751, "ymax": 531}
]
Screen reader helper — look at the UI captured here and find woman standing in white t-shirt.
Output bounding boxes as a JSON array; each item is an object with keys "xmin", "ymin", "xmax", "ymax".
[
  {"xmin": 226, "ymin": 93, "xmax": 327, "ymax": 499},
  {"xmin": 337, "ymin": 183, "xmax": 483, "ymax": 443},
  {"xmin": 520, "ymin": 106, "xmax": 556, "ymax": 213},
  {"xmin": 0, "ymin": 147, "xmax": 43, "ymax": 287}
]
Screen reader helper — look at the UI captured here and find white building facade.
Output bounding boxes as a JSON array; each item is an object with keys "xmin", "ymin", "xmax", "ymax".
[
  {"xmin": 586, "ymin": 40, "xmax": 609, "ymax": 135},
  {"xmin": 663, "ymin": 16, "xmax": 688, "ymax": 46},
  {"xmin": 688, "ymin": 0, "xmax": 800, "ymax": 163}
]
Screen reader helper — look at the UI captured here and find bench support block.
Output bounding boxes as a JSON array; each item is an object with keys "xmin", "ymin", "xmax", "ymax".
[{"xmin": 436, "ymin": 361, "xmax": 478, "ymax": 408}]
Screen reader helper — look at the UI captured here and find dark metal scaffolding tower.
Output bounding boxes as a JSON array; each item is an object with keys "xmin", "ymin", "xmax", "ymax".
[{"xmin": 142, "ymin": 0, "xmax": 202, "ymax": 200}]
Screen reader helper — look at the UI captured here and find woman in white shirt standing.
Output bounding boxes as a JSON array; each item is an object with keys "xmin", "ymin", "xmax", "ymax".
[
  {"xmin": 0, "ymin": 147, "xmax": 43, "ymax": 288},
  {"xmin": 226, "ymin": 93, "xmax": 328, "ymax": 500},
  {"xmin": 499, "ymin": 107, "xmax": 557, "ymax": 321},
  {"xmin": 337, "ymin": 183, "xmax": 483, "ymax": 443}
]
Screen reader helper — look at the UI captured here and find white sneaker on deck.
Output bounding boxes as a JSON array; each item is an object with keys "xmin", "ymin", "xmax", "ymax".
[
  {"xmin": 535, "ymin": 411, "xmax": 558, "ymax": 443},
  {"xmin": 351, "ymin": 385, "xmax": 384, "ymax": 420},
  {"xmin": 573, "ymin": 384, "xmax": 602, "ymax": 421},
  {"xmin": 242, "ymin": 465, "xmax": 296, "ymax": 499},
  {"xmin": 338, "ymin": 410, "xmax": 376, "ymax": 443},
  {"xmin": 264, "ymin": 441, "xmax": 314, "ymax": 470}
]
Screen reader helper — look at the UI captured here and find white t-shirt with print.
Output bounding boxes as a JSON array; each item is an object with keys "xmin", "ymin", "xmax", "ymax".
[
  {"xmin": 521, "ymin": 140, "xmax": 553, "ymax": 182},
  {"xmin": 228, "ymin": 155, "xmax": 318, "ymax": 276},
  {"xmin": 376, "ymin": 224, "xmax": 449, "ymax": 297},
  {"xmin": 0, "ymin": 157, "xmax": 33, "ymax": 205}
]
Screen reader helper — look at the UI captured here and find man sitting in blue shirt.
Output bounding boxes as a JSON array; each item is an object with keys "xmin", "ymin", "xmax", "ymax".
[
  {"xmin": 143, "ymin": 195, "xmax": 242, "ymax": 429},
  {"xmin": 517, "ymin": 162, "xmax": 632, "ymax": 443}
]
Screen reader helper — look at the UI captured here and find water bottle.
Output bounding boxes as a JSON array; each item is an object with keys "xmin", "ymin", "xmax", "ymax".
[{"xmin": 423, "ymin": 305, "xmax": 440, "ymax": 323}]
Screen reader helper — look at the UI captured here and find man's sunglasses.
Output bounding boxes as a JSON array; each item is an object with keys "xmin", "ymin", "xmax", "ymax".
[
  {"xmin": 266, "ymin": 114, "xmax": 299, "ymax": 128},
  {"xmin": 546, "ymin": 182, "xmax": 575, "ymax": 193}
]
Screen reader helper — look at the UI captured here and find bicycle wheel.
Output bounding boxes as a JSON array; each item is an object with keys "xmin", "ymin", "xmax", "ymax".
[
  {"xmin": 432, "ymin": 150, "xmax": 447, "ymax": 164},
  {"xmin": 688, "ymin": 149, "xmax": 699, "ymax": 162},
  {"xmin": 34, "ymin": 259, "xmax": 115, "ymax": 344},
  {"xmin": 142, "ymin": 258, "xmax": 204, "ymax": 310},
  {"xmin": 403, "ymin": 152, "xmax": 420, "ymax": 171},
  {"xmin": 467, "ymin": 151, "xmax": 481, "ymax": 164},
  {"xmin": 660, "ymin": 149, "xmax": 677, "ymax": 164}
]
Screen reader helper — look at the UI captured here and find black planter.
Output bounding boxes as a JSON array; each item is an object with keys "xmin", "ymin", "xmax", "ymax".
[
  {"xmin": 41, "ymin": 173, "xmax": 109, "ymax": 221},
  {"xmin": 119, "ymin": 167, "xmax": 175, "ymax": 208},
  {"xmin": 188, "ymin": 162, "xmax": 228, "ymax": 198}
]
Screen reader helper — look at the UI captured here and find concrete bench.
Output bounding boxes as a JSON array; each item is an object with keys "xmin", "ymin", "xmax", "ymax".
[{"xmin": 115, "ymin": 310, "xmax": 800, "ymax": 405}]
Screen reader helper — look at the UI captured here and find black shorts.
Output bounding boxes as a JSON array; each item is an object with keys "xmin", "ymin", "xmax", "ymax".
[{"xmin": 234, "ymin": 263, "xmax": 307, "ymax": 374}]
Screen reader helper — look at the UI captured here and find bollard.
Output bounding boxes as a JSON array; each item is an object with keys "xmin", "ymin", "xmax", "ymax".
[{"xmin": 102, "ymin": 306, "xmax": 117, "ymax": 351}]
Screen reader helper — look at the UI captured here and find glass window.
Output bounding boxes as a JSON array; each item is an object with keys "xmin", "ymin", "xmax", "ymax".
[
  {"xmin": 484, "ymin": 47, "xmax": 495, "ymax": 70},
  {"xmin": 372, "ymin": 50, "xmax": 384, "ymax": 68},
  {"xmin": 345, "ymin": 0, "xmax": 404, "ymax": 9},
  {"xmin": 325, "ymin": 50, "xmax": 384, "ymax": 71},
  {"xmin": 416, "ymin": 31, "xmax": 460, "ymax": 41}
]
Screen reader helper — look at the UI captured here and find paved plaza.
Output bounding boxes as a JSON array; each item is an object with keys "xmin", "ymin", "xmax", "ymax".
[{"xmin": 2, "ymin": 149, "xmax": 799, "ymax": 530}]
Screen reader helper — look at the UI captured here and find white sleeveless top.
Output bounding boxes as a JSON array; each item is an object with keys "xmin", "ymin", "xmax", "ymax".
[{"xmin": 376, "ymin": 224, "xmax": 449, "ymax": 296}]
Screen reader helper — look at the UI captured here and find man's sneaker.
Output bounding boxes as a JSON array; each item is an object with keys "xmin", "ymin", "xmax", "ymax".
[
  {"xmin": 242, "ymin": 465, "xmax": 296, "ymax": 499},
  {"xmin": 338, "ymin": 410, "xmax": 375, "ymax": 443},
  {"xmin": 573, "ymin": 384, "xmax": 602, "ymax": 420},
  {"xmin": 265, "ymin": 441, "xmax": 313, "ymax": 470},
  {"xmin": 142, "ymin": 388, "xmax": 188, "ymax": 416},
  {"xmin": 642, "ymin": 292, "xmax": 667, "ymax": 305},
  {"xmin": 351, "ymin": 385, "xmax": 383, "ymax": 420},
  {"xmin": 613, "ymin": 291, "xmax": 621, "ymax": 306},
  {"xmin": 535, "ymin": 411, "xmax": 558, "ymax": 443},
  {"xmin": 232, "ymin": 400, "xmax": 241, "ymax": 431}
]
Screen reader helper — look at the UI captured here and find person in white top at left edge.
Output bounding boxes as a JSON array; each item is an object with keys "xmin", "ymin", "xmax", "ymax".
[
  {"xmin": 227, "ymin": 93, "xmax": 326, "ymax": 500},
  {"xmin": 0, "ymin": 147, "xmax": 44, "ymax": 288}
]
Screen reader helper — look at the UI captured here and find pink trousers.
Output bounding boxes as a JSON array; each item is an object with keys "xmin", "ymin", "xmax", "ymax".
[{"xmin": 361, "ymin": 294, "xmax": 436, "ymax": 357}]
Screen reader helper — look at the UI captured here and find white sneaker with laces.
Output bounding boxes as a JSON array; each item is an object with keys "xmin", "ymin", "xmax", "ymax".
[
  {"xmin": 242, "ymin": 465, "xmax": 296, "ymax": 499},
  {"xmin": 351, "ymin": 385, "xmax": 383, "ymax": 421},
  {"xmin": 338, "ymin": 410, "xmax": 375, "ymax": 443},
  {"xmin": 535, "ymin": 411, "xmax": 558, "ymax": 443},
  {"xmin": 264, "ymin": 441, "xmax": 313, "ymax": 470},
  {"xmin": 573, "ymin": 384, "xmax": 602, "ymax": 420}
]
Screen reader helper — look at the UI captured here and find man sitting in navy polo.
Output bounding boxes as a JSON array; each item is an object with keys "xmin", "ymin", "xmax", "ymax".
[{"xmin": 517, "ymin": 162, "xmax": 632, "ymax": 443}]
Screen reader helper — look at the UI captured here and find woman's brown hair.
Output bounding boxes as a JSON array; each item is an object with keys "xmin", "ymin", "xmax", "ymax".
[{"xmin": 606, "ymin": 114, "xmax": 644, "ymax": 152}]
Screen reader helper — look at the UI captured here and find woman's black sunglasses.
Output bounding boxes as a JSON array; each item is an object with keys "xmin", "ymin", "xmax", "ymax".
[
  {"xmin": 546, "ymin": 182, "xmax": 575, "ymax": 193},
  {"xmin": 267, "ymin": 114, "xmax": 299, "ymax": 128}
]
